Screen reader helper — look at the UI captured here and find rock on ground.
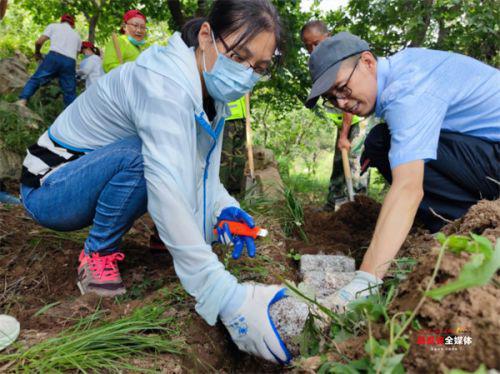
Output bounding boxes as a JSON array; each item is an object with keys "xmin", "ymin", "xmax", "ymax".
[
  {"xmin": 300, "ymin": 254, "xmax": 355, "ymax": 274},
  {"xmin": 301, "ymin": 271, "xmax": 355, "ymax": 299},
  {"xmin": 0, "ymin": 53, "xmax": 30, "ymax": 94},
  {"xmin": 271, "ymin": 255, "xmax": 357, "ymax": 356}
]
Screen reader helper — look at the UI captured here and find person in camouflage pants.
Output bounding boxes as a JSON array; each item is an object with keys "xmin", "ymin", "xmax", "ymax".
[
  {"xmin": 300, "ymin": 20, "xmax": 369, "ymax": 211},
  {"xmin": 326, "ymin": 114, "xmax": 369, "ymax": 210},
  {"xmin": 220, "ymin": 96, "xmax": 247, "ymax": 196}
]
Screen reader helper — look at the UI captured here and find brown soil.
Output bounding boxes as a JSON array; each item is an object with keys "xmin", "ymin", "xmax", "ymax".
[
  {"xmin": 1, "ymin": 187, "xmax": 498, "ymax": 372},
  {"xmin": 289, "ymin": 195, "xmax": 382, "ymax": 266},
  {"xmin": 0, "ymin": 197, "xmax": 292, "ymax": 372},
  {"xmin": 390, "ymin": 199, "xmax": 500, "ymax": 373}
]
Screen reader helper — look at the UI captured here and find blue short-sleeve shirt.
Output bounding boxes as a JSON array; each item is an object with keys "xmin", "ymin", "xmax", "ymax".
[{"xmin": 375, "ymin": 48, "xmax": 500, "ymax": 169}]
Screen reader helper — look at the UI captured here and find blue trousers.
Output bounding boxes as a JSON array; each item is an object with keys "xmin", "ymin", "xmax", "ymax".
[
  {"xmin": 19, "ymin": 51, "xmax": 77, "ymax": 107},
  {"xmin": 21, "ymin": 137, "xmax": 148, "ymax": 254},
  {"xmin": 362, "ymin": 123, "xmax": 500, "ymax": 232}
]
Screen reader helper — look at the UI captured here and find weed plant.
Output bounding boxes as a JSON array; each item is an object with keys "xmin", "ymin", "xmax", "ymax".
[{"xmin": 0, "ymin": 302, "xmax": 184, "ymax": 372}]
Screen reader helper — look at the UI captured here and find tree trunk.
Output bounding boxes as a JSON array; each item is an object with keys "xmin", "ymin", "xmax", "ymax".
[
  {"xmin": 196, "ymin": 0, "xmax": 208, "ymax": 16},
  {"xmin": 408, "ymin": 0, "xmax": 434, "ymax": 47},
  {"xmin": 167, "ymin": 0, "xmax": 185, "ymax": 30},
  {"xmin": 0, "ymin": 0, "xmax": 8, "ymax": 20},
  {"xmin": 436, "ymin": 18, "xmax": 449, "ymax": 48},
  {"xmin": 88, "ymin": 14, "xmax": 99, "ymax": 43}
]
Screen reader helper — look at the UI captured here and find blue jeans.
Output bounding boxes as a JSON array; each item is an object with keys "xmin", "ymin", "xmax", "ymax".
[
  {"xmin": 19, "ymin": 51, "xmax": 77, "ymax": 107},
  {"xmin": 21, "ymin": 136, "xmax": 148, "ymax": 254}
]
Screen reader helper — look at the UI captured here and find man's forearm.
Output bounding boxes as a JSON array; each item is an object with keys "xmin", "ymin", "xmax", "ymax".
[{"xmin": 359, "ymin": 183, "xmax": 423, "ymax": 278}]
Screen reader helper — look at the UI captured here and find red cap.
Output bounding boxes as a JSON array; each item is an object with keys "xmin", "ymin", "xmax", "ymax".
[
  {"xmin": 81, "ymin": 41, "xmax": 95, "ymax": 50},
  {"xmin": 123, "ymin": 10, "xmax": 146, "ymax": 23},
  {"xmin": 61, "ymin": 14, "xmax": 75, "ymax": 27}
]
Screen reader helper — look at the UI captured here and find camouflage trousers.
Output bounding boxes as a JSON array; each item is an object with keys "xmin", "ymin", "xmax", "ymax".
[
  {"xmin": 220, "ymin": 119, "xmax": 246, "ymax": 196},
  {"xmin": 326, "ymin": 122, "xmax": 369, "ymax": 208}
]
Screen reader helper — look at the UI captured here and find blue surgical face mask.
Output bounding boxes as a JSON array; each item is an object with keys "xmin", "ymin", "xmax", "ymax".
[
  {"xmin": 202, "ymin": 31, "xmax": 261, "ymax": 103},
  {"xmin": 127, "ymin": 35, "xmax": 146, "ymax": 46}
]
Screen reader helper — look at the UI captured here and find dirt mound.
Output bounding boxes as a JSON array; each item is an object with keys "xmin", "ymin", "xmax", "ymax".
[
  {"xmin": 443, "ymin": 199, "xmax": 500, "ymax": 242},
  {"xmin": 386, "ymin": 199, "xmax": 500, "ymax": 372},
  {"xmin": 291, "ymin": 195, "xmax": 381, "ymax": 266},
  {"xmin": 391, "ymin": 245, "xmax": 500, "ymax": 373}
]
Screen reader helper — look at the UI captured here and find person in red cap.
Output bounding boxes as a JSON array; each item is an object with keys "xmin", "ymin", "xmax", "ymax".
[
  {"xmin": 103, "ymin": 10, "xmax": 147, "ymax": 72},
  {"xmin": 17, "ymin": 14, "xmax": 81, "ymax": 107},
  {"xmin": 77, "ymin": 41, "xmax": 104, "ymax": 89}
]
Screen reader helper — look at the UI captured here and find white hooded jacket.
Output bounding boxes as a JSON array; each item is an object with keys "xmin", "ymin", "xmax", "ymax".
[{"xmin": 49, "ymin": 32, "xmax": 241, "ymax": 325}]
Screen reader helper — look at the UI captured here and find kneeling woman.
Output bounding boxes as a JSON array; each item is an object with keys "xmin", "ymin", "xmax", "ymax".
[{"xmin": 20, "ymin": 0, "xmax": 292, "ymax": 365}]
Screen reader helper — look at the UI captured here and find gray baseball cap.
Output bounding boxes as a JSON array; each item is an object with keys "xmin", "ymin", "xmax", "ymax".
[{"xmin": 305, "ymin": 32, "xmax": 370, "ymax": 108}]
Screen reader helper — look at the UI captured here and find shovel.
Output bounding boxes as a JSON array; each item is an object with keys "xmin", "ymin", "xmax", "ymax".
[
  {"xmin": 244, "ymin": 92, "xmax": 256, "ymax": 193},
  {"xmin": 341, "ymin": 148, "xmax": 355, "ymax": 202}
]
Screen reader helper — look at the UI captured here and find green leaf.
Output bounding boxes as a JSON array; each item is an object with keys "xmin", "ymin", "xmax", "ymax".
[
  {"xmin": 435, "ymin": 232, "xmax": 447, "ymax": 245},
  {"xmin": 426, "ymin": 239, "xmax": 500, "ymax": 300},
  {"xmin": 449, "ymin": 363, "xmax": 487, "ymax": 374}
]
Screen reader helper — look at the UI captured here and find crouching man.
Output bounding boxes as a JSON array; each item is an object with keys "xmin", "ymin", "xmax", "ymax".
[{"xmin": 305, "ymin": 32, "xmax": 499, "ymax": 310}]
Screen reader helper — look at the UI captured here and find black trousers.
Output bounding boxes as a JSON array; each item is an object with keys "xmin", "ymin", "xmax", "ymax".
[{"xmin": 361, "ymin": 123, "xmax": 500, "ymax": 232}]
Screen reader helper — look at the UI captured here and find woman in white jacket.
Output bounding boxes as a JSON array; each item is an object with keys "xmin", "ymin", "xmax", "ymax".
[
  {"xmin": 20, "ymin": 0, "xmax": 292, "ymax": 365},
  {"xmin": 77, "ymin": 41, "xmax": 104, "ymax": 89}
]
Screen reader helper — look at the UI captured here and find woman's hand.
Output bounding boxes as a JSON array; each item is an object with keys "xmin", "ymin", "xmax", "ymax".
[{"xmin": 216, "ymin": 207, "xmax": 256, "ymax": 259}]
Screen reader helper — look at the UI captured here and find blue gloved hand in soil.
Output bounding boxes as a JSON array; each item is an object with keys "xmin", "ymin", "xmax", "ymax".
[
  {"xmin": 219, "ymin": 283, "xmax": 292, "ymax": 365},
  {"xmin": 216, "ymin": 207, "xmax": 256, "ymax": 259}
]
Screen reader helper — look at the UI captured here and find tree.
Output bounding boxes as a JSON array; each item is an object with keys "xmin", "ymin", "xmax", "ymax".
[
  {"xmin": 343, "ymin": 0, "xmax": 499, "ymax": 65},
  {"xmin": 0, "ymin": 0, "xmax": 8, "ymax": 20}
]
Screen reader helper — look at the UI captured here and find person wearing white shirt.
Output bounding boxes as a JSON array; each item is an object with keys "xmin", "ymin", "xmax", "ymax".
[
  {"xmin": 17, "ymin": 14, "xmax": 82, "ymax": 107},
  {"xmin": 77, "ymin": 41, "xmax": 104, "ymax": 89}
]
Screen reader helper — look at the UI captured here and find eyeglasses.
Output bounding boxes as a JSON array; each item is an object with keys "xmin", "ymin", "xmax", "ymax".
[
  {"xmin": 218, "ymin": 34, "xmax": 272, "ymax": 77},
  {"xmin": 126, "ymin": 22, "xmax": 147, "ymax": 31},
  {"xmin": 322, "ymin": 57, "xmax": 360, "ymax": 109}
]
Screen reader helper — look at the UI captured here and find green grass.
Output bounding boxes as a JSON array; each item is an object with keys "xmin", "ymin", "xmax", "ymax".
[
  {"xmin": 0, "ymin": 106, "xmax": 41, "ymax": 154},
  {"xmin": 1, "ymin": 302, "xmax": 185, "ymax": 372}
]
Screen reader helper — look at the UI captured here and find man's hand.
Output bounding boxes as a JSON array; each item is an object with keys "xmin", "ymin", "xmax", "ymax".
[
  {"xmin": 34, "ymin": 52, "xmax": 43, "ymax": 62},
  {"xmin": 220, "ymin": 284, "xmax": 292, "ymax": 364},
  {"xmin": 34, "ymin": 35, "xmax": 49, "ymax": 62},
  {"xmin": 337, "ymin": 136, "xmax": 351, "ymax": 151},
  {"xmin": 321, "ymin": 271, "xmax": 383, "ymax": 313}
]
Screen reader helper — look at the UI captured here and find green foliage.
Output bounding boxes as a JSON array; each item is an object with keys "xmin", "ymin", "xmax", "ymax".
[
  {"xmin": 345, "ymin": 0, "xmax": 499, "ymax": 65},
  {"xmin": 0, "ymin": 4, "xmax": 45, "ymax": 58},
  {"xmin": 1, "ymin": 302, "xmax": 184, "ymax": 372},
  {"xmin": 426, "ymin": 234, "xmax": 500, "ymax": 300},
  {"xmin": 281, "ymin": 185, "xmax": 308, "ymax": 241},
  {"xmin": 449, "ymin": 364, "xmax": 488, "ymax": 374},
  {"xmin": 0, "ymin": 106, "xmax": 40, "ymax": 153}
]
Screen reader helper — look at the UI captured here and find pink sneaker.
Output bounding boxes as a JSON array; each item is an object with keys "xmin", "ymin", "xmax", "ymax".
[{"xmin": 77, "ymin": 250, "xmax": 126, "ymax": 297}]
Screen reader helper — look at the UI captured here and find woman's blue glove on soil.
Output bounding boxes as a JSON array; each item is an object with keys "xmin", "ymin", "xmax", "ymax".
[{"xmin": 216, "ymin": 207, "xmax": 256, "ymax": 259}]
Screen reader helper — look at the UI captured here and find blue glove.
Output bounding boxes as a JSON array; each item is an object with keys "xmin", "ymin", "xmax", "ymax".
[{"xmin": 216, "ymin": 207, "xmax": 256, "ymax": 259}]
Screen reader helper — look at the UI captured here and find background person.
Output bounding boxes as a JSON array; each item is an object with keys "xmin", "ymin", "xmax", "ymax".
[
  {"xmin": 103, "ymin": 9, "xmax": 147, "ymax": 72},
  {"xmin": 20, "ymin": 0, "xmax": 292, "ymax": 365},
  {"xmin": 220, "ymin": 96, "xmax": 248, "ymax": 196},
  {"xmin": 305, "ymin": 31, "xmax": 499, "ymax": 311},
  {"xmin": 77, "ymin": 41, "xmax": 104, "ymax": 89},
  {"xmin": 301, "ymin": 20, "xmax": 367, "ymax": 210},
  {"xmin": 17, "ymin": 14, "xmax": 81, "ymax": 107}
]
